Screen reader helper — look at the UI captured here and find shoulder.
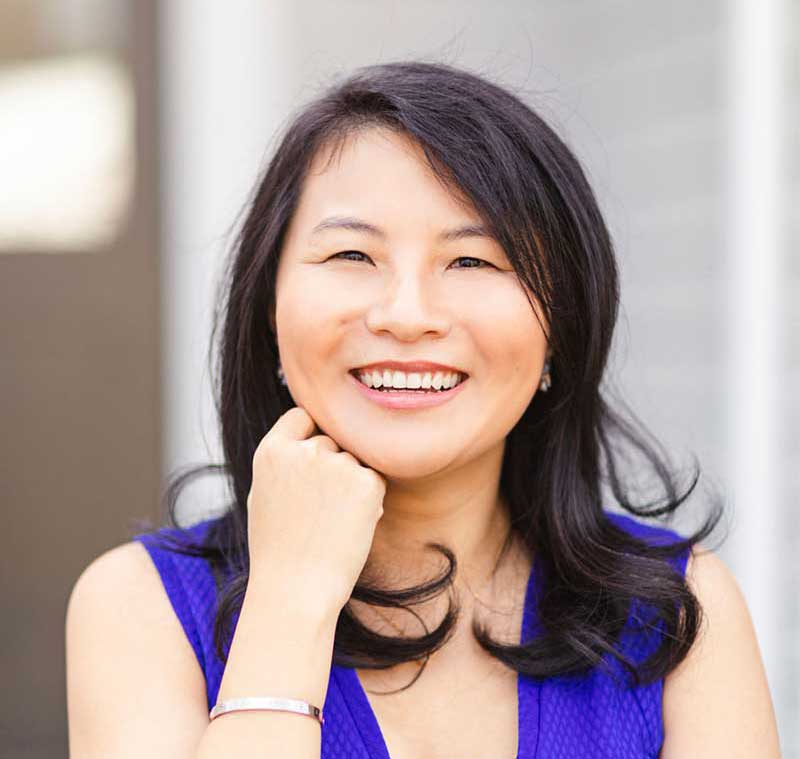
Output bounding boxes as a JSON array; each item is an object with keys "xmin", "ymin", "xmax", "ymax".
[
  {"xmin": 68, "ymin": 540, "xmax": 162, "ymax": 614},
  {"xmin": 66, "ymin": 540, "xmax": 209, "ymax": 676},
  {"xmin": 66, "ymin": 541, "xmax": 208, "ymax": 757},
  {"xmin": 659, "ymin": 545, "xmax": 781, "ymax": 757},
  {"xmin": 67, "ymin": 540, "xmax": 189, "ymax": 632}
]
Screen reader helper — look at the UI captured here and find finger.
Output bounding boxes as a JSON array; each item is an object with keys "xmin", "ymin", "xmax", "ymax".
[
  {"xmin": 302, "ymin": 435, "xmax": 341, "ymax": 454},
  {"xmin": 266, "ymin": 406, "xmax": 319, "ymax": 443},
  {"xmin": 336, "ymin": 448, "xmax": 374, "ymax": 470}
]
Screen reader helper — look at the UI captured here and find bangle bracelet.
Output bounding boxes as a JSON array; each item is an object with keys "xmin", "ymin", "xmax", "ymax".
[{"xmin": 209, "ymin": 696, "xmax": 324, "ymax": 725}]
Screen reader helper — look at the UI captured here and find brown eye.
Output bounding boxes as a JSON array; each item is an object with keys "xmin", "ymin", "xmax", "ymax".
[
  {"xmin": 327, "ymin": 252, "xmax": 493, "ymax": 268},
  {"xmin": 452, "ymin": 256, "xmax": 493, "ymax": 269},
  {"xmin": 329, "ymin": 250, "xmax": 371, "ymax": 262}
]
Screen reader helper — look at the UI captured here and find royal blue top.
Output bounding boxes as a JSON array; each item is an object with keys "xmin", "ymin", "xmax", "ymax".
[{"xmin": 134, "ymin": 509, "xmax": 690, "ymax": 758}]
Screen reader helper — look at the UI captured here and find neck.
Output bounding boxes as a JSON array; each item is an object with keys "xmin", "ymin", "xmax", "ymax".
[{"xmin": 363, "ymin": 441, "xmax": 523, "ymax": 602}]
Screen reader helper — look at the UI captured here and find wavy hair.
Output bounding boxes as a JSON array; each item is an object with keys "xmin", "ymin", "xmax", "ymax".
[{"xmin": 137, "ymin": 59, "xmax": 724, "ymax": 691}]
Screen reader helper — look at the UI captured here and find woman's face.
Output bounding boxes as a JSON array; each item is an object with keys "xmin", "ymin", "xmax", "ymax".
[{"xmin": 273, "ymin": 127, "xmax": 550, "ymax": 480}]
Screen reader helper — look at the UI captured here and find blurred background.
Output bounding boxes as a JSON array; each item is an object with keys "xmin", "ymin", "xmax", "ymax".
[{"xmin": 0, "ymin": 1, "xmax": 796, "ymax": 756}]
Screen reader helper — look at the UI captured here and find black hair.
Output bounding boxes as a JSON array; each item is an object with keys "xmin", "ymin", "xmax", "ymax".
[{"xmin": 135, "ymin": 59, "xmax": 724, "ymax": 691}]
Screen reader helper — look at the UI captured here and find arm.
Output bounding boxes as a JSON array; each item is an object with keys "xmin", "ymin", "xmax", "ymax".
[
  {"xmin": 659, "ymin": 546, "xmax": 781, "ymax": 758},
  {"xmin": 66, "ymin": 542, "xmax": 210, "ymax": 757},
  {"xmin": 195, "ymin": 570, "xmax": 338, "ymax": 758},
  {"xmin": 66, "ymin": 541, "xmax": 337, "ymax": 758}
]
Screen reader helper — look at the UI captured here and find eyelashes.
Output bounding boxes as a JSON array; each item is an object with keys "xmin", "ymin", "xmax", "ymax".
[{"xmin": 328, "ymin": 250, "xmax": 495, "ymax": 269}]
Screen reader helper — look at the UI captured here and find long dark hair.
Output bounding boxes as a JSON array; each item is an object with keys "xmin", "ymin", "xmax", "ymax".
[{"xmin": 137, "ymin": 59, "xmax": 724, "ymax": 691}]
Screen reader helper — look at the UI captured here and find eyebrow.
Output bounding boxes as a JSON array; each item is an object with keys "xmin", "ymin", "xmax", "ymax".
[{"xmin": 309, "ymin": 215, "xmax": 494, "ymax": 243}]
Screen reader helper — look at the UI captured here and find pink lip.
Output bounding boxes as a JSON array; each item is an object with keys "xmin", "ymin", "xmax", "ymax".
[{"xmin": 347, "ymin": 371, "xmax": 468, "ymax": 410}]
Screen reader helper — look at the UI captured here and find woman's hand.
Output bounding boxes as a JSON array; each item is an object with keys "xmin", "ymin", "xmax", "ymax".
[{"xmin": 245, "ymin": 406, "xmax": 387, "ymax": 614}]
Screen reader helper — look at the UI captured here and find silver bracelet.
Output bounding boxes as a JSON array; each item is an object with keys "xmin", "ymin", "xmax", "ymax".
[{"xmin": 209, "ymin": 696, "xmax": 324, "ymax": 725}]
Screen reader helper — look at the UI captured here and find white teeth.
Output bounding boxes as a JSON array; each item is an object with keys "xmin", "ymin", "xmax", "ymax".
[{"xmin": 357, "ymin": 369, "xmax": 464, "ymax": 390}]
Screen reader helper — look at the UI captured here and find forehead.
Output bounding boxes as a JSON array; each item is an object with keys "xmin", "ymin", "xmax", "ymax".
[
  {"xmin": 309, "ymin": 126, "xmax": 433, "ymax": 182},
  {"xmin": 310, "ymin": 126, "xmax": 426, "ymax": 174},
  {"xmin": 293, "ymin": 127, "xmax": 481, "ymax": 230}
]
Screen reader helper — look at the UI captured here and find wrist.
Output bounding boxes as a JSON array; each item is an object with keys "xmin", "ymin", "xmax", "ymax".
[
  {"xmin": 218, "ymin": 574, "xmax": 340, "ymax": 709},
  {"xmin": 246, "ymin": 567, "xmax": 344, "ymax": 628}
]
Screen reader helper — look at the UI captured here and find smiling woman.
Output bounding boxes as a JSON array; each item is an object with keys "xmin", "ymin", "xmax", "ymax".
[
  {"xmin": 66, "ymin": 60, "xmax": 780, "ymax": 759},
  {"xmin": 272, "ymin": 125, "xmax": 547, "ymax": 458}
]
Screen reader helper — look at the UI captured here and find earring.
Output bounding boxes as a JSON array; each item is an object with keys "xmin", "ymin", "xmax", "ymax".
[
  {"xmin": 539, "ymin": 357, "xmax": 552, "ymax": 392},
  {"xmin": 276, "ymin": 361, "xmax": 287, "ymax": 387}
]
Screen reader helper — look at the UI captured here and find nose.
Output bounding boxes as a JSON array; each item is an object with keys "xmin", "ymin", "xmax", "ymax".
[{"xmin": 364, "ymin": 270, "xmax": 451, "ymax": 341}]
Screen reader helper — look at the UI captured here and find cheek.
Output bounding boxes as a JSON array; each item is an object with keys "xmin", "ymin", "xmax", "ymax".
[
  {"xmin": 486, "ymin": 325, "xmax": 544, "ymax": 391},
  {"xmin": 275, "ymin": 272, "xmax": 341, "ymax": 344},
  {"xmin": 465, "ymin": 286, "xmax": 546, "ymax": 374},
  {"xmin": 274, "ymin": 290, "xmax": 333, "ymax": 393}
]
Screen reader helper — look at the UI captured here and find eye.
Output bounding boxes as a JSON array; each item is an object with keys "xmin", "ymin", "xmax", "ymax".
[
  {"xmin": 329, "ymin": 250, "xmax": 372, "ymax": 263},
  {"xmin": 326, "ymin": 251, "xmax": 494, "ymax": 269},
  {"xmin": 451, "ymin": 256, "xmax": 494, "ymax": 269}
]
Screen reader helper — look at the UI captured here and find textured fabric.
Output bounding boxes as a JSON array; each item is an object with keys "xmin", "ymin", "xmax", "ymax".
[
  {"xmin": 133, "ymin": 509, "xmax": 690, "ymax": 757},
  {"xmin": 134, "ymin": 519, "xmax": 227, "ymax": 713}
]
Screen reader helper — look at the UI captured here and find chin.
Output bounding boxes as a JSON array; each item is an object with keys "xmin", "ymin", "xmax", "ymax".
[{"xmin": 349, "ymin": 447, "xmax": 458, "ymax": 481}]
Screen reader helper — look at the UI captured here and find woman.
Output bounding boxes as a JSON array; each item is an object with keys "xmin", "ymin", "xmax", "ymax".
[{"xmin": 66, "ymin": 61, "xmax": 780, "ymax": 758}]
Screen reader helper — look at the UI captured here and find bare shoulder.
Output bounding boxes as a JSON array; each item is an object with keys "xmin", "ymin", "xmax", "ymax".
[
  {"xmin": 660, "ymin": 544, "xmax": 781, "ymax": 758},
  {"xmin": 66, "ymin": 540, "xmax": 209, "ymax": 758}
]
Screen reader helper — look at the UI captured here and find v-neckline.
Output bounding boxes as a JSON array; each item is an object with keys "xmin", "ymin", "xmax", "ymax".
[{"xmin": 332, "ymin": 551, "xmax": 542, "ymax": 759}]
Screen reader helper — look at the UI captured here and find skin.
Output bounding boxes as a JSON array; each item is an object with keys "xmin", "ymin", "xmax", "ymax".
[
  {"xmin": 270, "ymin": 126, "xmax": 550, "ymax": 757},
  {"xmin": 272, "ymin": 126, "xmax": 550, "ymax": 606}
]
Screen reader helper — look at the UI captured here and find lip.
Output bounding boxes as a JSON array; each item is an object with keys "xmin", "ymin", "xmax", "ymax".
[
  {"xmin": 352, "ymin": 360, "xmax": 467, "ymax": 376},
  {"xmin": 347, "ymin": 370, "xmax": 469, "ymax": 410}
]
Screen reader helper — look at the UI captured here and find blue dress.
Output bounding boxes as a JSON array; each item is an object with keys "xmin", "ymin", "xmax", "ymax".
[{"xmin": 134, "ymin": 509, "xmax": 690, "ymax": 758}]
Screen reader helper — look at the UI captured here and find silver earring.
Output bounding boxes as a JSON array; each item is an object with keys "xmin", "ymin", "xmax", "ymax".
[
  {"xmin": 539, "ymin": 358, "xmax": 552, "ymax": 392},
  {"xmin": 276, "ymin": 361, "xmax": 287, "ymax": 387}
]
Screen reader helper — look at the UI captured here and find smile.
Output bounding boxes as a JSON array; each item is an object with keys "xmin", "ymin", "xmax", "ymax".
[{"xmin": 347, "ymin": 371, "xmax": 469, "ymax": 410}]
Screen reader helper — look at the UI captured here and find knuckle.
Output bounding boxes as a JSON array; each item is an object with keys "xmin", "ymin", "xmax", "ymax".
[
  {"xmin": 292, "ymin": 406, "xmax": 310, "ymax": 417},
  {"xmin": 304, "ymin": 437, "xmax": 328, "ymax": 457},
  {"xmin": 252, "ymin": 442, "xmax": 269, "ymax": 467},
  {"xmin": 366, "ymin": 469, "xmax": 386, "ymax": 491},
  {"xmin": 337, "ymin": 450, "xmax": 358, "ymax": 466},
  {"xmin": 289, "ymin": 406, "xmax": 313, "ymax": 425}
]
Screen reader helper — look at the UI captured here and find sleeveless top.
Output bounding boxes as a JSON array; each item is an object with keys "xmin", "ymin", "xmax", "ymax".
[{"xmin": 133, "ymin": 509, "xmax": 690, "ymax": 758}]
